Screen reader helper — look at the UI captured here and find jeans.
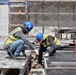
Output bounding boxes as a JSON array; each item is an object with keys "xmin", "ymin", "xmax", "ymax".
[
  {"xmin": 9, "ymin": 39, "xmax": 28, "ymax": 56},
  {"xmin": 46, "ymin": 46, "xmax": 61, "ymax": 51}
]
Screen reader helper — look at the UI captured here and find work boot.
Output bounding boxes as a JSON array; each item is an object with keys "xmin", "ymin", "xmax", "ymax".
[
  {"xmin": 22, "ymin": 51, "xmax": 26, "ymax": 57},
  {"xmin": 7, "ymin": 52, "xmax": 14, "ymax": 58}
]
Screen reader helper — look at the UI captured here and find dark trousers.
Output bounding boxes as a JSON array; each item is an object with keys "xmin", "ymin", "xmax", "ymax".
[
  {"xmin": 38, "ymin": 46, "xmax": 47, "ymax": 65},
  {"xmin": 38, "ymin": 45, "xmax": 61, "ymax": 65}
]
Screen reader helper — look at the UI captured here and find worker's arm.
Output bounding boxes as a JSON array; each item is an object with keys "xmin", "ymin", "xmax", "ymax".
[
  {"xmin": 14, "ymin": 31, "xmax": 39, "ymax": 55},
  {"xmin": 47, "ymin": 36, "xmax": 56, "ymax": 56},
  {"xmin": 14, "ymin": 31, "xmax": 36, "ymax": 50}
]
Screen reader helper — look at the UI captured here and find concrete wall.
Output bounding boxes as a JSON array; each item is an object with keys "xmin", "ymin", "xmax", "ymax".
[{"xmin": 0, "ymin": 5, "xmax": 9, "ymax": 37}]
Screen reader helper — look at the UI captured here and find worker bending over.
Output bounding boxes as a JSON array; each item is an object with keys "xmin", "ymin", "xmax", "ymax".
[
  {"xmin": 35, "ymin": 32, "xmax": 61, "ymax": 68},
  {"xmin": 3, "ymin": 21, "xmax": 38, "ymax": 57}
]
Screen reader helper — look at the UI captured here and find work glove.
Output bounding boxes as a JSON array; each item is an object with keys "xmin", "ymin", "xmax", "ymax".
[
  {"xmin": 43, "ymin": 52, "xmax": 49, "ymax": 57},
  {"xmin": 34, "ymin": 49, "xmax": 39, "ymax": 56},
  {"xmin": 31, "ymin": 49, "xmax": 39, "ymax": 59}
]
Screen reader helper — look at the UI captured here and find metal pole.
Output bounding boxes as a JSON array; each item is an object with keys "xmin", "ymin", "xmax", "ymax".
[
  {"xmin": 56, "ymin": 0, "xmax": 60, "ymax": 39},
  {"xmin": 57, "ymin": 0, "xmax": 60, "ymax": 30},
  {"xmin": 74, "ymin": 1, "xmax": 76, "ymax": 29},
  {"xmin": 73, "ymin": 2, "xmax": 76, "ymax": 29},
  {"xmin": 0, "ymin": 7, "xmax": 1, "ymax": 25},
  {"xmin": 25, "ymin": 0, "xmax": 28, "ymax": 21},
  {"xmin": 8, "ymin": 0, "xmax": 11, "ymax": 33},
  {"xmin": 42, "ymin": 0, "xmax": 44, "ymax": 33},
  {"xmin": 73, "ymin": 2, "xmax": 75, "ymax": 29}
]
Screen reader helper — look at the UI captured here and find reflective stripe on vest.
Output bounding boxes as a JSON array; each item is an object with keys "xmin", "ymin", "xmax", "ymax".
[
  {"xmin": 41, "ymin": 34, "xmax": 50, "ymax": 47},
  {"xmin": 54, "ymin": 37, "xmax": 61, "ymax": 46},
  {"xmin": 5, "ymin": 27, "xmax": 22, "ymax": 44},
  {"xmin": 41, "ymin": 34, "xmax": 61, "ymax": 47}
]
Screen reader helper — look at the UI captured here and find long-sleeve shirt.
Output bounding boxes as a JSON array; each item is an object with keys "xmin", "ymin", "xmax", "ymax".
[
  {"xmin": 38, "ymin": 35, "xmax": 61, "ymax": 65},
  {"xmin": 14, "ymin": 30, "xmax": 36, "ymax": 50}
]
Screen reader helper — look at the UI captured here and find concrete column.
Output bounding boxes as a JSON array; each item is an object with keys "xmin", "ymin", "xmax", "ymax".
[{"xmin": 0, "ymin": 5, "xmax": 9, "ymax": 37}]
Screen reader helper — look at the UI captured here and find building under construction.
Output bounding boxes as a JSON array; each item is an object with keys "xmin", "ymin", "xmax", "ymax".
[
  {"xmin": 0, "ymin": 0, "xmax": 76, "ymax": 75},
  {"xmin": 0, "ymin": 0, "xmax": 76, "ymax": 39}
]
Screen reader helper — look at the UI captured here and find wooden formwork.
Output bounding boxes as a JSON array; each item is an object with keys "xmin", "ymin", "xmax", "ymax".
[
  {"xmin": 30, "ymin": 46, "xmax": 76, "ymax": 75},
  {"xmin": 0, "ymin": 50, "xmax": 31, "ymax": 75},
  {"xmin": 31, "ymin": 69, "xmax": 46, "ymax": 75},
  {"xmin": 45, "ymin": 69, "xmax": 76, "ymax": 75},
  {"xmin": 43, "ymin": 50, "xmax": 76, "ymax": 75}
]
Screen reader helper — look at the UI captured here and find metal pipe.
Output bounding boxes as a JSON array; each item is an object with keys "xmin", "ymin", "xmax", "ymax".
[
  {"xmin": 57, "ymin": 0, "xmax": 60, "ymax": 29},
  {"xmin": 25, "ymin": 0, "xmax": 28, "ymax": 21},
  {"xmin": 42, "ymin": 0, "xmax": 44, "ymax": 33}
]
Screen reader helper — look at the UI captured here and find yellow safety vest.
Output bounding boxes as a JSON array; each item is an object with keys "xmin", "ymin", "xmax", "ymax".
[
  {"xmin": 5, "ymin": 27, "xmax": 22, "ymax": 44},
  {"xmin": 41, "ymin": 34, "xmax": 61, "ymax": 47}
]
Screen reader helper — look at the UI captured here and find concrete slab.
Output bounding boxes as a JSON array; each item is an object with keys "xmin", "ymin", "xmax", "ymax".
[
  {"xmin": 46, "ymin": 69, "xmax": 76, "ymax": 75},
  {"xmin": 44, "ymin": 51, "xmax": 76, "ymax": 75},
  {"xmin": 0, "ymin": 51, "xmax": 30, "ymax": 69},
  {"xmin": 46, "ymin": 52, "xmax": 76, "ymax": 63}
]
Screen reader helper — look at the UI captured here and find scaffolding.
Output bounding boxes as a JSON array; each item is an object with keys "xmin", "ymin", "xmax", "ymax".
[
  {"xmin": 8, "ymin": 1, "xmax": 76, "ymax": 29},
  {"xmin": 0, "ymin": 0, "xmax": 73, "ymax": 38}
]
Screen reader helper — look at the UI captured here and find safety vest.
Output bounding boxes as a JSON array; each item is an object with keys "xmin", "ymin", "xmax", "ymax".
[
  {"xmin": 5, "ymin": 27, "xmax": 22, "ymax": 45},
  {"xmin": 41, "ymin": 34, "xmax": 61, "ymax": 47}
]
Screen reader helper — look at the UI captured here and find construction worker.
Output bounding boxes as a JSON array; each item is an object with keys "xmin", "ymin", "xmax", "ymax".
[
  {"xmin": 3, "ymin": 21, "xmax": 38, "ymax": 57},
  {"xmin": 34, "ymin": 32, "xmax": 61, "ymax": 68}
]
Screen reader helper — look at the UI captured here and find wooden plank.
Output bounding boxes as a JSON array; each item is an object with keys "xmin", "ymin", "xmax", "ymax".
[
  {"xmin": 31, "ymin": 69, "xmax": 46, "ymax": 75},
  {"xmin": 9, "ymin": 0, "xmax": 25, "ymax": 2},
  {"xmin": 9, "ymin": 12, "xmax": 25, "ymax": 15},
  {"xmin": 0, "ymin": 51, "xmax": 30, "ymax": 69}
]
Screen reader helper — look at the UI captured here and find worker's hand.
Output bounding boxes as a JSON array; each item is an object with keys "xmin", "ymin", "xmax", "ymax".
[
  {"xmin": 31, "ymin": 49, "xmax": 39, "ymax": 59},
  {"xmin": 31, "ymin": 54, "xmax": 36, "ymax": 59},
  {"xmin": 34, "ymin": 49, "xmax": 39, "ymax": 56},
  {"xmin": 43, "ymin": 52, "xmax": 49, "ymax": 58}
]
